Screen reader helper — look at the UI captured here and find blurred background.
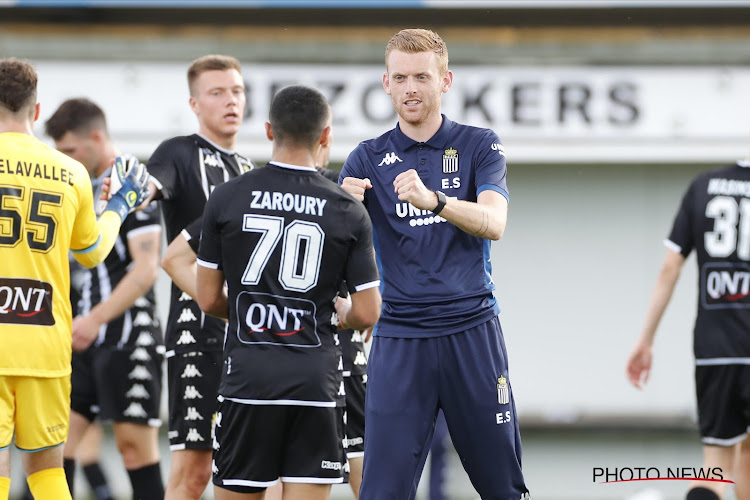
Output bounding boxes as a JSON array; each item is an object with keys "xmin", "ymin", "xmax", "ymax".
[{"xmin": 3, "ymin": 0, "xmax": 750, "ymax": 498}]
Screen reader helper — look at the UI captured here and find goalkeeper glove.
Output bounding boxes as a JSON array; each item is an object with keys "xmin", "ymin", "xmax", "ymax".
[{"xmin": 104, "ymin": 154, "xmax": 151, "ymax": 223}]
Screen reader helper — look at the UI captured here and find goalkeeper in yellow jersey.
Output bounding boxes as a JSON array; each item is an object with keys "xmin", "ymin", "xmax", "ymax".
[{"xmin": 0, "ymin": 58, "xmax": 150, "ymax": 500}]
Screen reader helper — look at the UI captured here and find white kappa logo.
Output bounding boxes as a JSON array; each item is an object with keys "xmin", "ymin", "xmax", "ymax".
[
  {"xmin": 185, "ymin": 428, "xmax": 204, "ymax": 442},
  {"xmin": 123, "ymin": 402, "xmax": 148, "ymax": 418},
  {"xmin": 183, "ymin": 386, "xmax": 203, "ymax": 399},
  {"xmin": 129, "ymin": 347, "xmax": 151, "ymax": 361},
  {"xmin": 125, "ymin": 384, "xmax": 150, "ymax": 399},
  {"xmin": 378, "ymin": 152, "xmax": 403, "ymax": 166},
  {"xmin": 181, "ymin": 364, "xmax": 203, "ymax": 378},
  {"xmin": 177, "ymin": 308, "xmax": 198, "ymax": 323},
  {"xmin": 185, "ymin": 407, "xmax": 204, "ymax": 421},
  {"xmin": 128, "ymin": 366, "xmax": 152, "ymax": 380},
  {"xmin": 135, "ymin": 331, "xmax": 155, "ymax": 346},
  {"xmin": 176, "ymin": 330, "xmax": 197, "ymax": 345}
]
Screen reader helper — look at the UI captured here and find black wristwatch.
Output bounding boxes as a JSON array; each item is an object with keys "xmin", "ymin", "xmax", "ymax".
[{"xmin": 432, "ymin": 190, "xmax": 447, "ymax": 215}]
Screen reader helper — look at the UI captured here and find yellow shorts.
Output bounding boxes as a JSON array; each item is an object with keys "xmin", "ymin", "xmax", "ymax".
[{"xmin": 0, "ymin": 375, "xmax": 70, "ymax": 451}]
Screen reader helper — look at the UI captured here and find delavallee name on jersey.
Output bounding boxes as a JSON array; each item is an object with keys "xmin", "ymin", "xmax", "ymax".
[
  {"xmin": 0, "ymin": 277, "xmax": 54, "ymax": 325},
  {"xmin": 701, "ymin": 262, "xmax": 750, "ymax": 309},
  {"xmin": 235, "ymin": 291, "xmax": 321, "ymax": 348}
]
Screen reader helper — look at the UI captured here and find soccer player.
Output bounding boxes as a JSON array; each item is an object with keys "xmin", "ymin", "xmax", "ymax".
[
  {"xmin": 196, "ymin": 84, "xmax": 381, "ymax": 500},
  {"xmin": 315, "ymin": 137, "xmax": 368, "ymax": 499},
  {"xmin": 45, "ymin": 98, "xmax": 165, "ymax": 500},
  {"xmin": 144, "ymin": 54, "xmax": 254, "ymax": 500},
  {"xmin": 0, "ymin": 57, "xmax": 149, "ymax": 500},
  {"xmin": 626, "ymin": 158, "xmax": 750, "ymax": 500},
  {"xmin": 339, "ymin": 29, "xmax": 530, "ymax": 499}
]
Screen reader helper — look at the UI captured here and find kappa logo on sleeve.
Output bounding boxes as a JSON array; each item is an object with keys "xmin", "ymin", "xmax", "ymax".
[
  {"xmin": 235, "ymin": 291, "xmax": 320, "ymax": 348},
  {"xmin": 0, "ymin": 278, "xmax": 54, "ymax": 326}
]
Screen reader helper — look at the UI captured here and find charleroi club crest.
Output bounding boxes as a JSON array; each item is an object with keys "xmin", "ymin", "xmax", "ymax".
[
  {"xmin": 497, "ymin": 375, "xmax": 510, "ymax": 405},
  {"xmin": 443, "ymin": 147, "xmax": 459, "ymax": 174}
]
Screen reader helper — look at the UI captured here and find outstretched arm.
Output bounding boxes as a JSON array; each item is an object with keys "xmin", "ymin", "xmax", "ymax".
[{"xmin": 626, "ymin": 248, "xmax": 686, "ymax": 389}]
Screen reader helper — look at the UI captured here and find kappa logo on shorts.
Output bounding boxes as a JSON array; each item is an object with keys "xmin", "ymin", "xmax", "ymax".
[
  {"xmin": 130, "ymin": 347, "xmax": 152, "ymax": 362},
  {"xmin": 354, "ymin": 351, "xmax": 367, "ymax": 366},
  {"xmin": 178, "ymin": 291, "xmax": 191, "ymax": 301},
  {"xmin": 177, "ymin": 308, "xmax": 198, "ymax": 323},
  {"xmin": 176, "ymin": 330, "xmax": 197, "ymax": 345},
  {"xmin": 338, "ymin": 381, "xmax": 346, "ymax": 396},
  {"xmin": 212, "ymin": 460, "xmax": 219, "ymax": 474},
  {"xmin": 135, "ymin": 331, "xmax": 155, "ymax": 346},
  {"xmin": 321, "ymin": 460, "xmax": 342, "ymax": 470},
  {"xmin": 184, "ymin": 386, "xmax": 203, "ymax": 399},
  {"xmin": 0, "ymin": 278, "xmax": 55, "ymax": 326},
  {"xmin": 181, "ymin": 364, "xmax": 203, "ymax": 378},
  {"xmin": 128, "ymin": 365, "xmax": 152, "ymax": 380},
  {"xmin": 185, "ymin": 407, "xmax": 204, "ymax": 421},
  {"xmin": 123, "ymin": 402, "xmax": 148, "ymax": 418},
  {"xmin": 133, "ymin": 311, "xmax": 154, "ymax": 327},
  {"xmin": 125, "ymin": 384, "xmax": 150, "ymax": 399},
  {"xmin": 185, "ymin": 428, "xmax": 205, "ymax": 442}
]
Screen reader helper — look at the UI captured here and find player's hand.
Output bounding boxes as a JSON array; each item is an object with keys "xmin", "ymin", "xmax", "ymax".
[
  {"xmin": 71, "ymin": 314, "xmax": 103, "ymax": 351},
  {"xmin": 334, "ymin": 295, "xmax": 352, "ymax": 330},
  {"xmin": 104, "ymin": 154, "xmax": 151, "ymax": 221},
  {"xmin": 341, "ymin": 177, "xmax": 372, "ymax": 202},
  {"xmin": 393, "ymin": 169, "xmax": 435, "ymax": 210},
  {"xmin": 362, "ymin": 326, "xmax": 374, "ymax": 343},
  {"xmin": 626, "ymin": 340, "xmax": 653, "ymax": 389}
]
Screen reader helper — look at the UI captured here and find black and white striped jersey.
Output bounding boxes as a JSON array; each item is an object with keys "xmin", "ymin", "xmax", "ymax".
[
  {"xmin": 77, "ymin": 173, "xmax": 163, "ymax": 349},
  {"xmin": 667, "ymin": 160, "xmax": 750, "ymax": 361},
  {"xmin": 147, "ymin": 134, "xmax": 254, "ymax": 354}
]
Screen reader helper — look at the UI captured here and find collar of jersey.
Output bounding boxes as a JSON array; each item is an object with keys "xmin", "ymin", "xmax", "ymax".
[
  {"xmin": 392, "ymin": 114, "xmax": 454, "ymax": 151},
  {"xmin": 196, "ymin": 133, "xmax": 236, "ymax": 155},
  {"xmin": 268, "ymin": 161, "xmax": 317, "ymax": 172}
]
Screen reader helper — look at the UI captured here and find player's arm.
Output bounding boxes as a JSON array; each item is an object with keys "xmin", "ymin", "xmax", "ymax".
[
  {"xmin": 72, "ymin": 155, "xmax": 151, "ymax": 268},
  {"xmin": 196, "ymin": 266, "xmax": 228, "ymax": 320},
  {"xmin": 335, "ymin": 288, "xmax": 381, "ymax": 331},
  {"xmin": 625, "ymin": 248, "xmax": 686, "ymax": 389},
  {"xmin": 393, "ymin": 169, "xmax": 507, "ymax": 241},
  {"xmin": 195, "ymin": 193, "xmax": 228, "ymax": 320},
  {"xmin": 72, "ymin": 225, "xmax": 162, "ymax": 351},
  {"xmin": 161, "ymin": 218, "xmax": 202, "ymax": 300}
]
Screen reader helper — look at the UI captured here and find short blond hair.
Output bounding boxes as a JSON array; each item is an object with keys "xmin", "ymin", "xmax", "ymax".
[
  {"xmin": 385, "ymin": 29, "xmax": 449, "ymax": 74},
  {"xmin": 187, "ymin": 54, "xmax": 241, "ymax": 96}
]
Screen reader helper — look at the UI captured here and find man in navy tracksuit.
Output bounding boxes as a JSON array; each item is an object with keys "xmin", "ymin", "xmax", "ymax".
[{"xmin": 340, "ymin": 28, "xmax": 529, "ymax": 500}]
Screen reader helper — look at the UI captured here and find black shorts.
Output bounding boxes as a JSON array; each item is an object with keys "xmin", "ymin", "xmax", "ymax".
[
  {"xmin": 212, "ymin": 398, "xmax": 345, "ymax": 493},
  {"xmin": 696, "ymin": 363, "xmax": 750, "ymax": 445},
  {"xmin": 344, "ymin": 373, "xmax": 366, "ymax": 458},
  {"xmin": 71, "ymin": 345, "xmax": 163, "ymax": 426},
  {"xmin": 167, "ymin": 350, "xmax": 222, "ymax": 451}
]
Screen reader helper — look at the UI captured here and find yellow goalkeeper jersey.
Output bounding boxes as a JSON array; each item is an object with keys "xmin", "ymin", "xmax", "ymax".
[{"xmin": 0, "ymin": 132, "xmax": 103, "ymax": 377}]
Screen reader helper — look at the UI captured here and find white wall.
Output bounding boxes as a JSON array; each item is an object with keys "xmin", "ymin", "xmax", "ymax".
[{"xmin": 496, "ymin": 163, "xmax": 708, "ymax": 423}]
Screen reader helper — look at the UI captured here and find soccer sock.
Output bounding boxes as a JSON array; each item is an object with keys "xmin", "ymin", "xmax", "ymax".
[
  {"xmin": 63, "ymin": 457, "xmax": 76, "ymax": 495},
  {"xmin": 686, "ymin": 487, "xmax": 721, "ymax": 500},
  {"xmin": 27, "ymin": 468, "xmax": 72, "ymax": 500},
  {"xmin": 22, "ymin": 481, "xmax": 33, "ymax": 500},
  {"xmin": 83, "ymin": 462, "xmax": 114, "ymax": 500},
  {"xmin": 127, "ymin": 462, "xmax": 164, "ymax": 500},
  {"xmin": 0, "ymin": 477, "xmax": 10, "ymax": 500}
]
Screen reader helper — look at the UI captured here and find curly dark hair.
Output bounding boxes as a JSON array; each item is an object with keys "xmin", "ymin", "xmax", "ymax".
[{"xmin": 0, "ymin": 58, "xmax": 37, "ymax": 113}]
